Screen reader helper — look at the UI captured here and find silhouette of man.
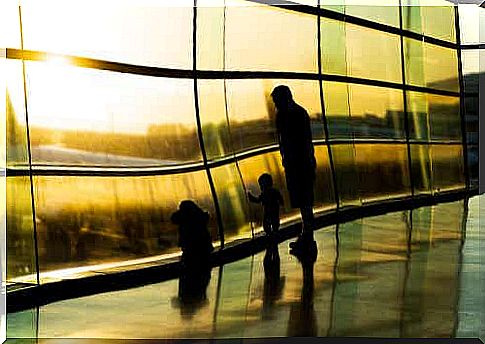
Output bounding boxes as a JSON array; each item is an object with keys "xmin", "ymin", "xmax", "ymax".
[{"xmin": 271, "ymin": 85, "xmax": 317, "ymax": 254}]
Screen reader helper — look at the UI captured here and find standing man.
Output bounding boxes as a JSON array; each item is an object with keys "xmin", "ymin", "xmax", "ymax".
[{"xmin": 271, "ymin": 85, "xmax": 317, "ymax": 254}]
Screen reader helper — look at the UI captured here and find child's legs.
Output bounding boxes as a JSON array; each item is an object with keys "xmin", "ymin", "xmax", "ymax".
[{"xmin": 263, "ymin": 217, "xmax": 272, "ymax": 233}]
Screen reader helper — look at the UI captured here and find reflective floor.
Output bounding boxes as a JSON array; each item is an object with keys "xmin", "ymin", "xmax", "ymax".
[{"xmin": 7, "ymin": 195, "xmax": 484, "ymax": 339}]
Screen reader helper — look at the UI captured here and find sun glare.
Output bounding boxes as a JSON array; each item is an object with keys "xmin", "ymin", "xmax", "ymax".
[{"xmin": 44, "ymin": 54, "xmax": 73, "ymax": 67}]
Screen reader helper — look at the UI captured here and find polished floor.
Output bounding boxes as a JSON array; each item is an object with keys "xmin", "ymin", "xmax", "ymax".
[{"xmin": 7, "ymin": 195, "xmax": 484, "ymax": 339}]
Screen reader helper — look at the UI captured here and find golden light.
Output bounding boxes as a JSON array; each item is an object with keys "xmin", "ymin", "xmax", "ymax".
[{"xmin": 43, "ymin": 54, "xmax": 73, "ymax": 67}]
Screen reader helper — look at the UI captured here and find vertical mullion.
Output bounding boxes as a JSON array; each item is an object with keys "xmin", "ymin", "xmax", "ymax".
[
  {"xmin": 221, "ymin": 1, "xmax": 255, "ymax": 238},
  {"xmin": 18, "ymin": 5, "xmax": 40, "ymax": 286},
  {"xmin": 317, "ymin": 0, "xmax": 340, "ymax": 210},
  {"xmin": 399, "ymin": 0, "xmax": 416, "ymax": 198},
  {"xmin": 454, "ymin": 5, "xmax": 471, "ymax": 192},
  {"xmin": 193, "ymin": 0, "xmax": 226, "ymax": 248}
]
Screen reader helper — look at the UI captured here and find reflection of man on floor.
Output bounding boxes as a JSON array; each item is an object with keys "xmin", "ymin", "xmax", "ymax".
[
  {"xmin": 271, "ymin": 85, "xmax": 317, "ymax": 254},
  {"xmin": 287, "ymin": 252, "xmax": 317, "ymax": 336}
]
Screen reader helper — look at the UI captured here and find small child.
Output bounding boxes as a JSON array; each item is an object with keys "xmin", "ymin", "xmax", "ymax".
[{"xmin": 248, "ymin": 173, "xmax": 284, "ymax": 236}]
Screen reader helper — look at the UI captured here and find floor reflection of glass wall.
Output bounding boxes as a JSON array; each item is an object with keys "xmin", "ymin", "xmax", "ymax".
[
  {"xmin": 7, "ymin": 198, "xmax": 475, "ymax": 338},
  {"xmin": 331, "ymin": 200, "xmax": 465, "ymax": 337},
  {"xmin": 401, "ymin": 200, "xmax": 464, "ymax": 337}
]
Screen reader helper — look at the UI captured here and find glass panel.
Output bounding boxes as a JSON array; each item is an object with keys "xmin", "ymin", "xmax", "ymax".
[
  {"xmin": 462, "ymin": 50, "xmax": 480, "ymax": 94},
  {"xmin": 225, "ymin": 79, "xmax": 323, "ymax": 153},
  {"xmin": 458, "ymin": 4, "xmax": 481, "ymax": 44},
  {"xmin": 197, "ymin": 0, "xmax": 224, "ymax": 70},
  {"xmin": 402, "ymin": 3, "xmax": 423, "ymax": 35},
  {"xmin": 403, "ymin": 37, "xmax": 426, "ymax": 88},
  {"xmin": 21, "ymin": 0, "xmax": 193, "ymax": 68},
  {"xmin": 224, "ymin": 0, "xmax": 318, "ymax": 72},
  {"xmin": 25, "ymin": 61, "xmax": 201, "ymax": 167},
  {"xmin": 3, "ymin": 2, "xmax": 21, "ymax": 49},
  {"xmin": 345, "ymin": 1, "xmax": 400, "ymax": 27},
  {"xmin": 198, "ymin": 80, "xmax": 233, "ymax": 160},
  {"xmin": 323, "ymin": 81, "xmax": 352, "ymax": 139},
  {"xmin": 237, "ymin": 151, "xmax": 299, "ymax": 233},
  {"xmin": 331, "ymin": 143, "xmax": 361, "ymax": 207},
  {"xmin": 467, "ymin": 144, "xmax": 478, "ymax": 187},
  {"xmin": 410, "ymin": 144, "xmax": 433, "ymax": 195},
  {"xmin": 7, "ymin": 176, "xmax": 37, "ymax": 283},
  {"xmin": 6, "ymin": 60, "xmax": 29, "ymax": 168},
  {"xmin": 464, "ymin": 96, "xmax": 479, "ymax": 145},
  {"xmin": 321, "ymin": 18, "xmax": 347, "ymax": 76},
  {"xmin": 421, "ymin": 4, "xmax": 456, "ymax": 43},
  {"xmin": 431, "ymin": 144, "xmax": 465, "ymax": 193},
  {"xmin": 402, "ymin": 1, "xmax": 456, "ymax": 43},
  {"xmin": 210, "ymin": 163, "xmax": 252, "ymax": 243},
  {"xmin": 313, "ymin": 145, "xmax": 337, "ymax": 211},
  {"xmin": 427, "ymin": 94, "xmax": 461, "ymax": 142},
  {"xmin": 345, "ymin": 23, "xmax": 402, "ymax": 83},
  {"xmin": 406, "ymin": 91, "xmax": 430, "ymax": 141},
  {"xmin": 320, "ymin": 1, "xmax": 345, "ymax": 14},
  {"xmin": 32, "ymin": 171, "xmax": 218, "ymax": 277},
  {"xmin": 404, "ymin": 38, "xmax": 459, "ymax": 92},
  {"xmin": 425, "ymin": 44, "xmax": 459, "ymax": 92},
  {"xmin": 349, "ymin": 84, "xmax": 405, "ymax": 140},
  {"xmin": 354, "ymin": 144, "xmax": 411, "ymax": 202},
  {"xmin": 407, "ymin": 91, "xmax": 461, "ymax": 142}
]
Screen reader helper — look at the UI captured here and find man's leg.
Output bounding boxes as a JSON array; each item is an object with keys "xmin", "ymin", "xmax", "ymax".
[{"xmin": 300, "ymin": 205, "xmax": 315, "ymax": 243}]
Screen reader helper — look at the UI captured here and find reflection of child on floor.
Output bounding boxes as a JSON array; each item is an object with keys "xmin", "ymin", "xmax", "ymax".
[{"xmin": 248, "ymin": 173, "xmax": 284, "ymax": 235}]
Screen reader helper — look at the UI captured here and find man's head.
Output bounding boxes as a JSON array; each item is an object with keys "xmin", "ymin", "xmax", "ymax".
[{"xmin": 271, "ymin": 85, "xmax": 293, "ymax": 110}]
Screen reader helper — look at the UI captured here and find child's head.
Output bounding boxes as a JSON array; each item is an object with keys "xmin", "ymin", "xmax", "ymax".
[{"xmin": 258, "ymin": 173, "xmax": 273, "ymax": 190}]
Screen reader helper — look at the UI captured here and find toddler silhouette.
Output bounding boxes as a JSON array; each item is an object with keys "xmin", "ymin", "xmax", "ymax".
[{"xmin": 248, "ymin": 173, "xmax": 284, "ymax": 236}]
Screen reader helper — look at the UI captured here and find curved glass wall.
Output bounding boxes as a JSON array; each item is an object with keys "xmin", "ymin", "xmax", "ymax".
[{"xmin": 4, "ymin": 0, "xmax": 470, "ymax": 284}]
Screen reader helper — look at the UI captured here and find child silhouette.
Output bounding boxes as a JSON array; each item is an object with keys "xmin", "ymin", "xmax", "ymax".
[{"xmin": 248, "ymin": 173, "xmax": 284, "ymax": 236}]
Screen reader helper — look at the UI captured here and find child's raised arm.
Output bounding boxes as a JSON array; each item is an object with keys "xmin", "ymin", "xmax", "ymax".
[{"xmin": 247, "ymin": 191, "xmax": 261, "ymax": 203}]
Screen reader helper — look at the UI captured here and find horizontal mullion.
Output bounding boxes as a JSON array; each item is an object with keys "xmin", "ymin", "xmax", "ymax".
[
  {"xmin": 328, "ymin": 139, "xmax": 408, "ymax": 144},
  {"xmin": 7, "ymin": 49, "xmax": 460, "ymax": 97},
  {"xmin": 410, "ymin": 140, "xmax": 464, "ymax": 145},
  {"xmin": 245, "ymin": 0, "xmax": 458, "ymax": 50},
  {"xmin": 6, "ymin": 139, "xmax": 463, "ymax": 177},
  {"xmin": 7, "ymin": 162, "xmax": 206, "ymax": 177},
  {"xmin": 461, "ymin": 44, "xmax": 485, "ymax": 50},
  {"xmin": 6, "ymin": 49, "xmax": 194, "ymax": 79}
]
